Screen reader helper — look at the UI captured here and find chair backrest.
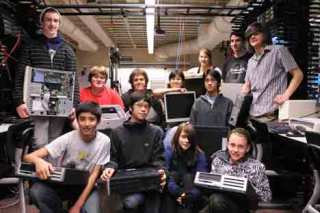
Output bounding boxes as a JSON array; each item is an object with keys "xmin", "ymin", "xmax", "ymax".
[
  {"xmin": 306, "ymin": 131, "xmax": 320, "ymax": 146},
  {"xmin": 17, "ymin": 127, "xmax": 34, "ymax": 168},
  {"xmin": 194, "ymin": 125, "xmax": 228, "ymax": 159},
  {"xmin": 250, "ymin": 119, "xmax": 271, "ymax": 144},
  {"xmin": 306, "ymin": 131, "xmax": 320, "ymax": 171}
]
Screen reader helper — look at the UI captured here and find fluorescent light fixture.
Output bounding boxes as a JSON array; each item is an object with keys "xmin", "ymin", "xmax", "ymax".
[{"xmin": 145, "ymin": 0, "xmax": 155, "ymax": 54}]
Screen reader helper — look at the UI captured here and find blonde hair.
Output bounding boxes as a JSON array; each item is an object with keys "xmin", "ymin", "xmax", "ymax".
[{"xmin": 88, "ymin": 66, "xmax": 108, "ymax": 82}]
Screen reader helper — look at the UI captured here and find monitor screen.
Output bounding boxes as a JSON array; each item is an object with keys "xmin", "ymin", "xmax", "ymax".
[
  {"xmin": 194, "ymin": 125, "xmax": 228, "ymax": 158},
  {"xmin": 229, "ymin": 94, "xmax": 252, "ymax": 127},
  {"xmin": 164, "ymin": 92, "xmax": 196, "ymax": 123}
]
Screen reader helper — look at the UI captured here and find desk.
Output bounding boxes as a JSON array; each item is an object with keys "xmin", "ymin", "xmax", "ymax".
[
  {"xmin": 269, "ymin": 132, "xmax": 309, "ymax": 173},
  {"xmin": 278, "ymin": 134, "xmax": 307, "ymax": 144}
]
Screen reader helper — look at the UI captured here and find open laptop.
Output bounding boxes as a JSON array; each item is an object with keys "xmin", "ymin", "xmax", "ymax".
[{"xmin": 164, "ymin": 91, "xmax": 196, "ymax": 123}]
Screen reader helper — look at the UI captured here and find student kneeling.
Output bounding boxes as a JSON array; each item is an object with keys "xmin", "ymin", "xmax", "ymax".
[
  {"xmin": 200, "ymin": 128, "xmax": 272, "ymax": 213},
  {"xmin": 101, "ymin": 92, "xmax": 166, "ymax": 213},
  {"xmin": 24, "ymin": 102, "xmax": 110, "ymax": 213}
]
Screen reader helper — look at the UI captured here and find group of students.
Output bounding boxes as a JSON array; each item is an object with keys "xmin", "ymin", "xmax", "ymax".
[
  {"xmin": 9, "ymin": 6, "xmax": 306, "ymax": 213},
  {"xmin": 24, "ymin": 99, "xmax": 271, "ymax": 213}
]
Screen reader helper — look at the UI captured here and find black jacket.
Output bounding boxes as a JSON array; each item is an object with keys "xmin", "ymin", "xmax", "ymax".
[
  {"xmin": 106, "ymin": 120, "xmax": 165, "ymax": 170},
  {"xmin": 13, "ymin": 35, "xmax": 79, "ymax": 107},
  {"xmin": 121, "ymin": 89, "xmax": 165, "ymax": 128}
]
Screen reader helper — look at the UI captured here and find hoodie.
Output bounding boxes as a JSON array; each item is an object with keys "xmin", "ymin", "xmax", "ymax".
[{"xmin": 190, "ymin": 94, "xmax": 233, "ymax": 127}]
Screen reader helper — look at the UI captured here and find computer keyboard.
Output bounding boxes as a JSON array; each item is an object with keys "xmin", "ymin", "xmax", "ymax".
[{"xmin": 267, "ymin": 121, "xmax": 291, "ymax": 134}]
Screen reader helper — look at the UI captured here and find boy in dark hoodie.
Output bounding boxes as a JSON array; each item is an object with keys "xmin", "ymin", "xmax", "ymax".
[{"xmin": 190, "ymin": 69, "xmax": 233, "ymax": 127}]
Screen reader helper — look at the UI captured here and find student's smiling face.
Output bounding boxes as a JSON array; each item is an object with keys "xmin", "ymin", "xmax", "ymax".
[
  {"xmin": 42, "ymin": 11, "xmax": 60, "ymax": 38},
  {"xmin": 77, "ymin": 112, "xmax": 98, "ymax": 141},
  {"xmin": 227, "ymin": 133, "xmax": 250, "ymax": 164}
]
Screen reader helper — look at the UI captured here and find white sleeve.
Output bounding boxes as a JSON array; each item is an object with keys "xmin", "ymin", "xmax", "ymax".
[
  {"xmin": 45, "ymin": 133, "xmax": 70, "ymax": 159},
  {"xmin": 96, "ymin": 139, "xmax": 111, "ymax": 166}
]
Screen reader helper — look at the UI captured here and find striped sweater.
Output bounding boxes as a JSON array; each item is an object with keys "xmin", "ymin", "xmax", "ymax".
[
  {"xmin": 13, "ymin": 36, "xmax": 79, "ymax": 107},
  {"xmin": 211, "ymin": 150, "xmax": 272, "ymax": 202}
]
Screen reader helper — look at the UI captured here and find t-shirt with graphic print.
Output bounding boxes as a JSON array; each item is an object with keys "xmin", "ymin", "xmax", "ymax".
[
  {"xmin": 45, "ymin": 130, "xmax": 110, "ymax": 172},
  {"xmin": 222, "ymin": 52, "xmax": 252, "ymax": 83}
]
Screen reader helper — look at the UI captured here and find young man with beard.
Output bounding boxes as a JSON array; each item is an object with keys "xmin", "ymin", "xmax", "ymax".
[
  {"xmin": 101, "ymin": 92, "xmax": 166, "ymax": 213},
  {"xmin": 222, "ymin": 31, "xmax": 252, "ymax": 83},
  {"xmin": 24, "ymin": 102, "xmax": 110, "ymax": 213}
]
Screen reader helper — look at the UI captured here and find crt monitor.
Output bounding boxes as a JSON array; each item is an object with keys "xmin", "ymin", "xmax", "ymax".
[
  {"xmin": 164, "ymin": 91, "xmax": 196, "ymax": 123},
  {"xmin": 229, "ymin": 94, "xmax": 253, "ymax": 128},
  {"xmin": 194, "ymin": 125, "xmax": 228, "ymax": 158},
  {"xmin": 220, "ymin": 83, "xmax": 243, "ymax": 104}
]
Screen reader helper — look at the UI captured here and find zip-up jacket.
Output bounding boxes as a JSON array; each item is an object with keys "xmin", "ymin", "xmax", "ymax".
[
  {"xmin": 190, "ymin": 94, "xmax": 233, "ymax": 127},
  {"xmin": 106, "ymin": 120, "xmax": 165, "ymax": 170},
  {"xmin": 13, "ymin": 36, "xmax": 79, "ymax": 107}
]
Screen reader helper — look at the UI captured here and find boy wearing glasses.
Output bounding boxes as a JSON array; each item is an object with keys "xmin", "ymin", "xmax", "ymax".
[
  {"xmin": 101, "ymin": 92, "xmax": 166, "ymax": 213},
  {"xmin": 190, "ymin": 69, "xmax": 233, "ymax": 127}
]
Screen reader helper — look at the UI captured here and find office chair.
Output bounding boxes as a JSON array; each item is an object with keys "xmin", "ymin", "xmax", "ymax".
[
  {"xmin": 0, "ymin": 127, "xmax": 34, "ymax": 213},
  {"xmin": 193, "ymin": 125, "xmax": 229, "ymax": 160},
  {"xmin": 303, "ymin": 131, "xmax": 320, "ymax": 213}
]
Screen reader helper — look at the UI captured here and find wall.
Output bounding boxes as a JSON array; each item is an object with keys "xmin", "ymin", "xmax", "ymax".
[{"xmin": 75, "ymin": 46, "xmax": 226, "ymax": 90}]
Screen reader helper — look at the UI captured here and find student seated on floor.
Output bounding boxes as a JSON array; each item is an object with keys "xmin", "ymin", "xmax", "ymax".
[
  {"xmin": 23, "ymin": 102, "xmax": 110, "ymax": 213},
  {"xmin": 164, "ymin": 122, "xmax": 208, "ymax": 213},
  {"xmin": 200, "ymin": 128, "xmax": 271, "ymax": 213},
  {"xmin": 101, "ymin": 91, "xmax": 166, "ymax": 213}
]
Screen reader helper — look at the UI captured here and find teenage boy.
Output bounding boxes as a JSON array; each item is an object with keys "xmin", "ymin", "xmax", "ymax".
[
  {"xmin": 101, "ymin": 91, "xmax": 166, "ymax": 213},
  {"xmin": 24, "ymin": 102, "xmax": 110, "ymax": 213},
  {"xmin": 222, "ymin": 31, "xmax": 252, "ymax": 83},
  {"xmin": 200, "ymin": 128, "xmax": 271, "ymax": 213},
  {"xmin": 242, "ymin": 22, "xmax": 303, "ymax": 121},
  {"xmin": 14, "ymin": 7, "xmax": 79, "ymax": 149},
  {"xmin": 190, "ymin": 69, "xmax": 233, "ymax": 127}
]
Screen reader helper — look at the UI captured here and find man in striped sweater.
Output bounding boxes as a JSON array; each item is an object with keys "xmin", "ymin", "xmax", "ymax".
[{"xmin": 13, "ymin": 7, "xmax": 79, "ymax": 149}]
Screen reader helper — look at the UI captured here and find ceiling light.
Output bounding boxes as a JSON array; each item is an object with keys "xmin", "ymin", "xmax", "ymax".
[{"xmin": 145, "ymin": 0, "xmax": 155, "ymax": 54}]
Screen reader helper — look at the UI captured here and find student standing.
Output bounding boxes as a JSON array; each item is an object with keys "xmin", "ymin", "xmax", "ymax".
[{"xmin": 242, "ymin": 22, "xmax": 303, "ymax": 121}]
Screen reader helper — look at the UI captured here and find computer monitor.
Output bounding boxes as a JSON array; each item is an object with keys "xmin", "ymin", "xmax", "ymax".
[
  {"xmin": 164, "ymin": 91, "xmax": 196, "ymax": 123},
  {"xmin": 194, "ymin": 125, "xmax": 228, "ymax": 158},
  {"xmin": 98, "ymin": 105, "xmax": 126, "ymax": 130},
  {"xmin": 221, "ymin": 83, "xmax": 243, "ymax": 103},
  {"xmin": 249, "ymin": 119, "xmax": 271, "ymax": 144},
  {"xmin": 183, "ymin": 78, "xmax": 205, "ymax": 97},
  {"xmin": 229, "ymin": 94, "xmax": 252, "ymax": 127}
]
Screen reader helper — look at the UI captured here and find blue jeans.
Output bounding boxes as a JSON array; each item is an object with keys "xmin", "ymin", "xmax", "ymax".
[
  {"xmin": 30, "ymin": 182, "xmax": 100, "ymax": 213},
  {"xmin": 200, "ymin": 193, "xmax": 250, "ymax": 213},
  {"xmin": 119, "ymin": 191, "xmax": 160, "ymax": 213}
]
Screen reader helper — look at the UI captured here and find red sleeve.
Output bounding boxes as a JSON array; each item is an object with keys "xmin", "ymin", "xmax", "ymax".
[
  {"xmin": 80, "ymin": 87, "xmax": 91, "ymax": 103},
  {"xmin": 109, "ymin": 89, "xmax": 124, "ymax": 109}
]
